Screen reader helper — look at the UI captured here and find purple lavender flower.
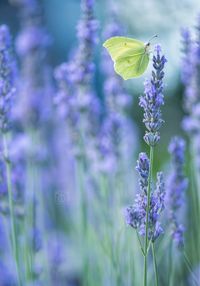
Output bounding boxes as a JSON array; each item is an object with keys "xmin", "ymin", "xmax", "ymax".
[
  {"xmin": 181, "ymin": 17, "xmax": 200, "ymax": 135},
  {"xmin": 0, "ymin": 134, "xmax": 31, "ymax": 218},
  {"xmin": 0, "ymin": 261, "xmax": 15, "ymax": 286},
  {"xmin": 67, "ymin": 0, "xmax": 98, "ymax": 87},
  {"xmin": 181, "ymin": 17, "xmax": 200, "ymax": 184},
  {"xmin": 0, "ymin": 25, "xmax": 16, "ymax": 133},
  {"xmin": 181, "ymin": 28, "xmax": 194, "ymax": 87},
  {"xmin": 16, "ymin": 26, "xmax": 50, "ymax": 56},
  {"xmin": 139, "ymin": 44, "xmax": 167, "ymax": 146},
  {"xmin": 94, "ymin": 7, "xmax": 135, "ymax": 173},
  {"xmin": 9, "ymin": 134, "xmax": 30, "ymax": 205},
  {"xmin": 88, "ymin": 130, "xmax": 117, "ymax": 173},
  {"xmin": 0, "ymin": 26, "xmax": 26, "ymax": 217},
  {"xmin": 0, "ymin": 159, "xmax": 7, "ymax": 196},
  {"xmin": 167, "ymin": 136, "xmax": 188, "ymax": 249},
  {"xmin": 11, "ymin": 0, "xmax": 52, "ymax": 127},
  {"xmin": 125, "ymin": 153, "xmax": 165, "ymax": 242},
  {"xmin": 55, "ymin": 0, "xmax": 100, "ymax": 158},
  {"xmin": 149, "ymin": 172, "xmax": 165, "ymax": 241}
]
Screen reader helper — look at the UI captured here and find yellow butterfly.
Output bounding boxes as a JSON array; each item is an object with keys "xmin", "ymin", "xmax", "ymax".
[{"xmin": 103, "ymin": 36, "xmax": 157, "ymax": 80}]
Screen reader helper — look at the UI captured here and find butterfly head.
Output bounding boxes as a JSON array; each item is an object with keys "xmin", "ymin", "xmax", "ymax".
[
  {"xmin": 145, "ymin": 42, "xmax": 151, "ymax": 53},
  {"xmin": 145, "ymin": 34, "xmax": 158, "ymax": 53}
]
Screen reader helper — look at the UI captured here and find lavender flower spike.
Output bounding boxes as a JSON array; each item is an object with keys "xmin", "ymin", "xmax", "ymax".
[
  {"xmin": 0, "ymin": 25, "xmax": 16, "ymax": 133},
  {"xmin": 139, "ymin": 44, "xmax": 167, "ymax": 146},
  {"xmin": 96, "ymin": 7, "xmax": 134, "ymax": 173},
  {"xmin": 167, "ymin": 136, "xmax": 188, "ymax": 249},
  {"xmin": 12, "ymin": 0, "xmax": 52, "ymax": 128},
  {"xmin": 124, "ymin": 153, "xmax": 165, "ymax": 242},
  {"xmin": 54, "ymin": 0, "xmax": 99, "ymax": 158}
]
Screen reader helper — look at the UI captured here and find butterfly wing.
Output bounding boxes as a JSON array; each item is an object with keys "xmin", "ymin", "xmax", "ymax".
[
  {"xmin": 103, "ymin": 36, "xmax": 149, "ymax": 79},
  {"xmin": 103, "ymin": 37, "xmax": 145, "ymax": 61},
  {"xmin": 115, "ymin": 50, "xmax": 149, "ymax": 80}
]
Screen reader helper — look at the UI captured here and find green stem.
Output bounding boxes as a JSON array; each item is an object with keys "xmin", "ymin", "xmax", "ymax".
[
  {"xmin": 32, "ymin": 131, "xmax": 51, "ymax": 285},
  {"xmin": 77, "ymin": 158, "xmax": 88, "ymax": 286},
  {"xmin": 190, "ymin": 143, "xmax": 200, "ymax": 263},
  {"xmin": 23, "ymin": 153, "xmax": 35, "ymax": 283},
  {"xmin": 143, "ymin": 146, "xmax": 154, "ymax": 286},
  {"xmin": 169, "ymin": 240, "xmax": 173, "ymax": 286},
  {"xmin": 77, "ymin": 158, "xmax": 87, "ymax": 235},
  {"xmin": 136, "ymin": 231, "xmax": 145, "ymax": 256},
  {"xmin": 184, "ymin": 252, "xmax": 199, "ymax": 286},
  {"xmin": 152, "ymin": 243, "xmax": 158, "ymax": 286},
  {"xmin": 102, "ymin": 175, "xmax": 122, "ymax": 286},
  {"xmin": 3, "ymin": 133, "xmax": 22, "ymax": 286}
]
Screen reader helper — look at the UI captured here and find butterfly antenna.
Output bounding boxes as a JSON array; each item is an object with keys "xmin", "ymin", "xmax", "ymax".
[{"xmin": 148, "ymin": 34, "xmax": 158, "ymax": 44}]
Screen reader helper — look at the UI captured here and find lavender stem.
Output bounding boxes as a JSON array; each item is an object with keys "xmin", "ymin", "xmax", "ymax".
[
  {"xmin": 183, "ymin": 252, "xmax": 198, "ymax": 286},
  {"xmin": 3, "ymin": 133, "xmax": 22, "ymax": 286},
  {"xmin": 143, "ymin": 146, "xmax": 154, "ymax": 286},
  {"xmin": 136, "ymin": 231, "xmax": 145, "ymax": 256},
  {"xmin": 152, "ymin": 243, "xmax": 159, "ymax": 286},
  {"xmin": 189, "ymin": 143, "xmax": 200, "ymax": 261},
  {"xmin": 76, "ymin": 158, "xmax": 89, "ymax": 285},
  {"xmin": 34, "ymin": 132, "xmax": 52, "ymax": 285},
  {"xmin": 168, "ymin": 240, "xmax": 173, "ymax": 286}
]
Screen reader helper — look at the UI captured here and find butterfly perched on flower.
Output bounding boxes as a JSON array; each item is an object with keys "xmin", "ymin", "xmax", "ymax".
[{"xmin": 103, "ymin": 36, "xmax": 157, "ymax": 80}]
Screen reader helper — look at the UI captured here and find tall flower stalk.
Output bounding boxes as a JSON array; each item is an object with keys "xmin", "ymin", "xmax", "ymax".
[
  {"xmin": 181, "ymin": 21, "xmax": 200, "ymax": 201},
  {"xmin": 166, "ymin": 137, "xmax": 199, "ymax": 285},
  {"xmin": 0, "ymin": 25, "xmax": 21, "ymax": 285},
  {"xmin": 125, "ymin": 44, "xmax": 166, "ymax": 286},
  {"xmin": 55, "ymin": 0, "xmax": 99, "ymax": 284},
  {"xmin": 55, "ymin": 1, "xmax": 99, "ymax": 245},
  {"xmin": 142, "ymin": 45, "xmax": 166, "ymax": 286},
  {"xmin": 55, "ymin": 0, "xmax": 99, "ymax": 204},
  {"xmin": 100, "ymin": 7, "xmax": 133, "ymax": 175},
  {"xmin": 10, "ymin": 0, "xmax": 53, "ymax": 283},
  {"xmin": 55, "ymin": 0, "xmax": 99, "ymax": 159},
  {"xmin": 13, "ymin": 0, "xmax": 52, "ymax": 127},
  {"xmin": 181, "ymin": 16, "xmax": 200, "ymax": 269},
  {"xmin": 167, "ymin": 137, "xmax": 188, "ymax": 250}
]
